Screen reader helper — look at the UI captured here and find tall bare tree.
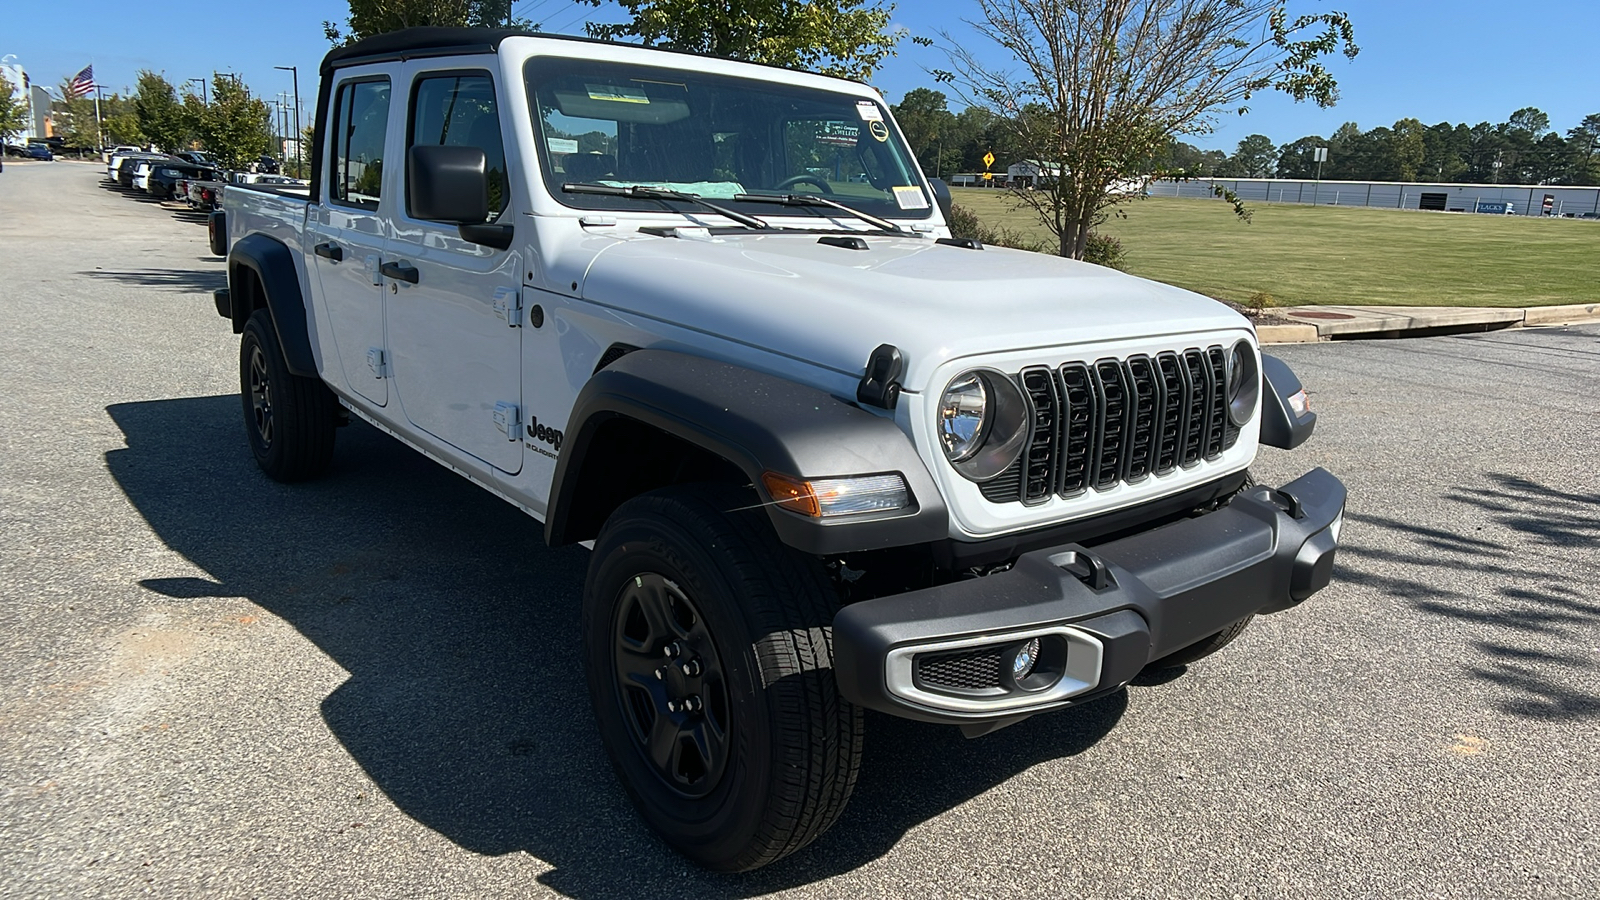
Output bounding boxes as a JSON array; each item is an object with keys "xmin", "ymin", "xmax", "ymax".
[{"xmin": 935, "ymin": 1, "xmax": 1358, "ymax": 259}]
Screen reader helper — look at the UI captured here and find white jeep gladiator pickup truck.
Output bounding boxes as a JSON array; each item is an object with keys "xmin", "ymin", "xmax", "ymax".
[{"xmin": 211, "ymin": 26, "xmax": 1346, "ymax": 871}]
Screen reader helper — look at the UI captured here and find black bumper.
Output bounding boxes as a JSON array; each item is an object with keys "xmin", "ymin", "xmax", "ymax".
[{"xmin": 832, "ymin": 468, "xmax": 1346, "ymax": 727}]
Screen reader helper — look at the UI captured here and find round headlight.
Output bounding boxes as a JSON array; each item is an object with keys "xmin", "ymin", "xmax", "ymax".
[
  {"xmin": 1227, "ymin": 340, "xmax": 1260, "ymax": 426},
  {"xmin": 938, "ymin": 372, "xmax": 988, "ymax": 462},
  {"xmin": 938, "ymin": 369, "xmax": 1031, "ymax": 482}
]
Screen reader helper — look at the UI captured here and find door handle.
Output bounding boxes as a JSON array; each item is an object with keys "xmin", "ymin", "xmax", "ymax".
[
  {"xmin": 314, "ymin": 242, "xmax": 344, "ymax": 262},
  {"xmin": 380, "ymin": 260, "xmax": 420, "ymax": 284}
]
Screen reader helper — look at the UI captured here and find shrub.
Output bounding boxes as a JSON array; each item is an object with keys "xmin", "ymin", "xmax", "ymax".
[{"xmin": 1082, "ymin": 232, "xmax": 1127, "ymax": 270}]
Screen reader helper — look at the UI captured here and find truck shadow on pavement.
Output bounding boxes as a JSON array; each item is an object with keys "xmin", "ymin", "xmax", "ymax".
[
  {"xmin": 106, "ymin": 395, "xmax": 1125, "ymax": 896},
  {"xmin": 1335, "ymin": 473, "xmax": 1600, "ymax": 722},
  {"xmin": 81, "ymin": 268, "xmax": 226, "ymax": 294}
]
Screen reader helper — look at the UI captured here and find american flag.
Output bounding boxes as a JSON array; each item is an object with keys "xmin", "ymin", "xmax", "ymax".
[{"xmin": 67, "ymin": 65, "xmax": 96, "ymax": 98}]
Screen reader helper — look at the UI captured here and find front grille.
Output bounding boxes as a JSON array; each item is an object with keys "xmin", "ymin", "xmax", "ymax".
[
  {"xmin": 916, "ymin": 646, "xmax": 1005, "ymax": 693},
  {"xmin": 979, "ymin": 346, "xmax": 1241, "ymax": 505}
]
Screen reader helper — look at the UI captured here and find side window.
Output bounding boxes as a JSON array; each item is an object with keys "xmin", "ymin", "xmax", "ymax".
[
  {"xmin": 331, "ymin": 79, "xmax": 392, "ymax": 209},
  {"xmin": 409, "ymin": 73, "xmax": 507, "ymax": 220}
]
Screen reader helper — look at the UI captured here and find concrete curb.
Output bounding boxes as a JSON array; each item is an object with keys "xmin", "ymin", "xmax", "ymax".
[
  {"xmin": 1271, "ymin": 303, "xmax": 1600, "ymax": 341},
  {"xmin": 1257, "ymin": 324, "xmax": 1321, "ymax": 344}
]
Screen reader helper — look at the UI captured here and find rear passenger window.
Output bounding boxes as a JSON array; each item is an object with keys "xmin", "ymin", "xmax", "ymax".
[
  {"xmin": 331, "ymin": 79, "xmax": 391, "ymax": 209},
  {"xmin": 409, "ymin": 73, "xmax": 507, "ymax": 220}
]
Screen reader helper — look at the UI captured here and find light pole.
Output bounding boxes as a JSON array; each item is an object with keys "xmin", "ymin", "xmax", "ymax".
[
  {"xmin": 187, "ymin": 78, "xmax": 207, "ymax": 105},
  {"xmin": 274, "ymin": 65, "xmax": 300, "ymax": 176}
]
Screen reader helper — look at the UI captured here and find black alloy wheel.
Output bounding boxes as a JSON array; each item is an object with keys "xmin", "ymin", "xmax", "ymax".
[
  {"xmin": 583, "ymin": 485, "xmax": 863, "ymax": 872},
  {"xmin": 611, "ymin": 573, "xmax": 731, "ymax": 798},
  {"xmin": 248, "ymin": 342, "xmax": 275, "ymax": 448}
]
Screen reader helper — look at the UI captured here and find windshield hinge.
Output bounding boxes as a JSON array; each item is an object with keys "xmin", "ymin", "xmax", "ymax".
[{"xmin": 857, "ymin": 344, "xmax": 905, "ymax": 410}]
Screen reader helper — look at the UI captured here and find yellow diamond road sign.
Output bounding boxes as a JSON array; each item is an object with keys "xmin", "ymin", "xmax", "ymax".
[{"xmin": 983, "ymin": 151, "xmax": 995, "ymax": 169}]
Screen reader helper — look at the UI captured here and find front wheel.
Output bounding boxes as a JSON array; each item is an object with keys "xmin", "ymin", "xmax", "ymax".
[{"xmin": 582, "ymin": 485, "xmax": 863, "ymax": 872}]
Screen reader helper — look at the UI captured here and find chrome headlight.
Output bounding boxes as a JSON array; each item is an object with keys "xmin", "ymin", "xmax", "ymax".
[
  {"xmin": 1227, "ymin": 340, "xmax": 1261, "ymax": 426},
  {"xmin": 938, "ymin": 369, "xmax": 1030, "ymax": 482}
]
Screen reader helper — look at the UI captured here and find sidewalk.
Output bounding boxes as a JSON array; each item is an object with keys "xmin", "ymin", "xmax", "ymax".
[{"xmin": 1258, "ymin": 302, "xmax": 1600, "ymax": 343}]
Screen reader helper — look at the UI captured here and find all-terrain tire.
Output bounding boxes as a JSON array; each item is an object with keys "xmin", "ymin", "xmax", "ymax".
[
  {"xmin": 582, "ymin": 485, "xmax": 863, "ymax": 872},
  {"xmin": 239, "ymin": 308, "xmax": 338, "ymax": 482}
]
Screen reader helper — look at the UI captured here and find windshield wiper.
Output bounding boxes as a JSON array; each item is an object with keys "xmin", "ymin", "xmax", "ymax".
[
  {"xmin": 562, "ymin": 182, "xmax": 772, "ymax": 231},
  {"xmin": 732, "ymin": 193, "xmax": 912, "ymax": 235}
]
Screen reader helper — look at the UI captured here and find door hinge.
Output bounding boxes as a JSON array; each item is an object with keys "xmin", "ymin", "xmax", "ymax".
[
  {"xmin": 366, "ymin": 347, "xmax": 389, "ymax": 378},
  {"xmin": 493, "ymin": 402, "xmax": 521, "ymax": 440},
  {"xmin": 493, "ymin": 287, "xmax": 522, "ymax": 327},
  {"xmin": 364, "ymin": 255, "xmax": 383, "ymax": 286}
]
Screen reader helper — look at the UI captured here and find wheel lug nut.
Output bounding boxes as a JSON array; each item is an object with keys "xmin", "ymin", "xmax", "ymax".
[
  {"xmin": 682, "ymin": 695, "xmax": 703, "ymax": 713},
  {"xmin": 662, "ymin": 642, "xmax": 682, "ymax": 659},
  {"xmin": 666, "ymin": 699, "xmax": 683, "ymax": 713},
  {"xmin": 678, "ymin": 659, "xmax": 702, "ymax": 677},
  {"xmin": 654, "ymin": 668, "xmax": 665, "ymax": 681}
]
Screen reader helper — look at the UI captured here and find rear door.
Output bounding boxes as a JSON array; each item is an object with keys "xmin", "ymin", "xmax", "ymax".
[
  {"xmin": 306, "ymin": 70, "xmax": 395, "ymax": 406},
  {"xmin": 383, "ymin": 65, "xmax": 523, "ymax": 474}
]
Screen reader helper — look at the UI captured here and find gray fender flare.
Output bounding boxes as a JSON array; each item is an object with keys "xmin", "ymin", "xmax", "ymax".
[
  {"xmin": 228, "ymin": 233, "xmax": 317, "ymax": 378},
  {"xmin": 547, "ymin": 350, "xmax": 949, "ymax": 555},
  {"xmin": 1260, "ymin": 354, "xmax": 1317, "ymax": 450}
]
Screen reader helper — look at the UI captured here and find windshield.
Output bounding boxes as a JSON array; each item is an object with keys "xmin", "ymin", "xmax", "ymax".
[{"xmin": 525, "ymin": 57, "xmax": 932, "ymax": 221}]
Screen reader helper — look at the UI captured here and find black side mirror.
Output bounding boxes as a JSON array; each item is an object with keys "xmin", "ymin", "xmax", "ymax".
[
  {"xmin": 928, "ymin": 177, "xmax": 954, "ymax": 224},
  {"xmin": 408, "ymin": 144, "xmax": 489, "ymax": 224}
]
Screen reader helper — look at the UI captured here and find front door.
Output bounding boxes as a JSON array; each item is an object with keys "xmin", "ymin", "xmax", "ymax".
[
  {"xmin": 384, "ymin": 67, "xmax": 523, "ymax": 475},
  {"xmin": 307, "ymin": 73, "xmax": 394, "ymax": 406}
]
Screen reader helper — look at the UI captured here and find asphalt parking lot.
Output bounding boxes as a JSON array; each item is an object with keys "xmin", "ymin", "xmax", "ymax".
[{"xmin": 2, "ymin": 161, "xmax": 1597, "ymax": 899}]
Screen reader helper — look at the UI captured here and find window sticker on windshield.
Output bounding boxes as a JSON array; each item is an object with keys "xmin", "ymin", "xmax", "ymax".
[
  {"xmin": 856, "ymin": 101, "xmax": 883, "ymax": 122},
  {"xmin": 587, "ymin": 84, "xmax": 650, "ymax": 104},
  {"xmin": 818, "ymin": 122, "xmax": 859, "ymax": 147},
  {"xmin": 892, "ymin": 186, "xmax": 930, "ymax": 210},
  {"xmin": 547, "ymin": 138, "xmax": 579, "ymax": 154},
  {"xmin": 868, "ymin": 120, "xmax": 890, "ymax": 142}
]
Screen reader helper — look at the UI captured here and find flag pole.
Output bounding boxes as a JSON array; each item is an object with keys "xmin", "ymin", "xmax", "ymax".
[{"xmin": 92, "ymin": 59, "xmax": 104, "ymax": 153}]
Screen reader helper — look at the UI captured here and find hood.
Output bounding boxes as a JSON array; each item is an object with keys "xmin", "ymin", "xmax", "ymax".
[{"xmin": 577, "ymin": 230, "xmax": 1250, "ymax": 390}]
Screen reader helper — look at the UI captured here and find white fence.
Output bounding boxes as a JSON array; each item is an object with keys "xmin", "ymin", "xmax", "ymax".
[{"xmin": 1147, "ymin": 178, "xmax": 1600, "ymax": 218}]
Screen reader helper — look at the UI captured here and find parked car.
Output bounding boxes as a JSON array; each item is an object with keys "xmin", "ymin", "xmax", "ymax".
[
  {"xmin": 150, "ymin": 162, "xmax": 220, "ymax": 200},
  {"xmin": 24, "ymin": 143, "xmax": 53, "ymax": 161},
  {"xmin": 255, "ymin": 155, "xmax": 280, "ymax": 174},
  {"xmin": 176, "ymin": 150, "xmax": 218, "ymax": 167},
  {"xmin": 186, "ymin": 178, "xmax": 225, "ymax": 211},
  {"xmin": 215, "ymin": 26, "xmax": 1344, "ymax": 873},
  {"xmin": 109, "ymin": 153, "xmax": 164, "ymax": 186}
]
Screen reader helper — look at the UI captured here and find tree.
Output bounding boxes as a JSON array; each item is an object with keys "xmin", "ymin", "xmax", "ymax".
[
  {"xmin": 324, "ymin": 0, "xmax": 530, "ymax": 44},
  {"xmin": 133, "ymin": 71, "xmax": 191, "ymax": 151},
  {"xmin": 1565, "ymin": 114, "xmax": 1600, "ymax": 185},
  {"xmin": 580, "ymin": 0, "xmax": 902, "ymax": 80},
  {"xmin": 195, "ymin": 76, "xmax": 273, "ymax": 169},
  {"xmin": 0, "ymin": 73, "xmax": 29, "ymax": 152},
  {"xmin": 52, "ymin": 78, "xmax": 102, "ymax": 149},
  {"xmin": 1507, "ymin": 106, "xmax": 1550, "ymax": 139},
  {"xmin": 1387, "ymin": 118, "xmax": 1427, "ymax": 182},
  {"xmin": 1217, "ymin": 134, "xmax": 1277, "ymax": 177},
  {"xmin": 1275, "ymin": 136, "xmax": 1326, "ymax": 179},
  {"xmin": 934, "ymin": 1, "xmax": 1358, "ymax": 259},
  {"xmin": 892, "ymin": 87, "xmax": 960, "ymax": 173}
]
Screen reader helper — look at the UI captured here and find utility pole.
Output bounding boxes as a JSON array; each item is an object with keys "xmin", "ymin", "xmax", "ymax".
[
  {"xmin": 274, "ymin": 66, "xmax": 300, "ymax": 176},
  {"xmin": 188, "ymin": 78, "xmax": 207, "ymax": 105}
]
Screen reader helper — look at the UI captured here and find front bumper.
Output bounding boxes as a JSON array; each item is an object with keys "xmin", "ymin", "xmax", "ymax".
[{"xmin": 833, "ymin": 468, "xmax": 1346, "ymax": 727}]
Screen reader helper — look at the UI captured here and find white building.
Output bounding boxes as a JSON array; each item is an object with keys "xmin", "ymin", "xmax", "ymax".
[{"xmin": 0, "ymin": 56, "xmax": 44, "ymax": 143}]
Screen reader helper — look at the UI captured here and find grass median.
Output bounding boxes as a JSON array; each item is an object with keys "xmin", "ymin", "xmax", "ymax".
[{"xmin": 951, "ymin": 188, "xmax": 1600, "ymax": 307}]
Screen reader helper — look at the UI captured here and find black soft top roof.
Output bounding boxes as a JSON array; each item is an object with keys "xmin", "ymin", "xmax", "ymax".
[
  {"xmin": 318, "ymin": 26, "xmax": 863, "ymax": 85},
  {"xmin": 320, "ymin": 27, "xmax": 529, "ymax": 74}
]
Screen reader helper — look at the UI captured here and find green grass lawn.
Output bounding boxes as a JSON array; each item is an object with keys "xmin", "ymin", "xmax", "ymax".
[{"xmin": 951, "ymin": 188, "xmax": 1600, "ymax": 307}]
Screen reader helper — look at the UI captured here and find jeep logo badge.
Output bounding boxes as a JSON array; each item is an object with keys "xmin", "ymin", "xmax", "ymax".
[{"xmin": 527, "ymin": 416, "xmax": 563, "ymax": 450}]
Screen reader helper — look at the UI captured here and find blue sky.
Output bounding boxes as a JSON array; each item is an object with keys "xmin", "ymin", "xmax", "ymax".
[{"xmin": 5, "ymin": 1, "xmax": 1597, "ymax": 151}]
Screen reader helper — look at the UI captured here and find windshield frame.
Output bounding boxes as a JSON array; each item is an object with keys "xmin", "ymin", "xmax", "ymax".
[{"xmin": 522, "ymin": 55, "xmax": 935, "ymax": 223}]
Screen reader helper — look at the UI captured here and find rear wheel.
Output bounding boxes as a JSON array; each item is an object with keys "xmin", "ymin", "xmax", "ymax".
[
  {"xmin": 582, "ymin": 485, "xmax": 862, "ymax": 871},
  {"xmin": 239, "ymin": 308, "xmax": 338, "ymax": 482}
]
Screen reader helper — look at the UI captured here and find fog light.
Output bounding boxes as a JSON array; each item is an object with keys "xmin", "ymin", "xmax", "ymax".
[{"xmin": 1011, "ymin": 637, "xmax": 1040, "ymax": 681}]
